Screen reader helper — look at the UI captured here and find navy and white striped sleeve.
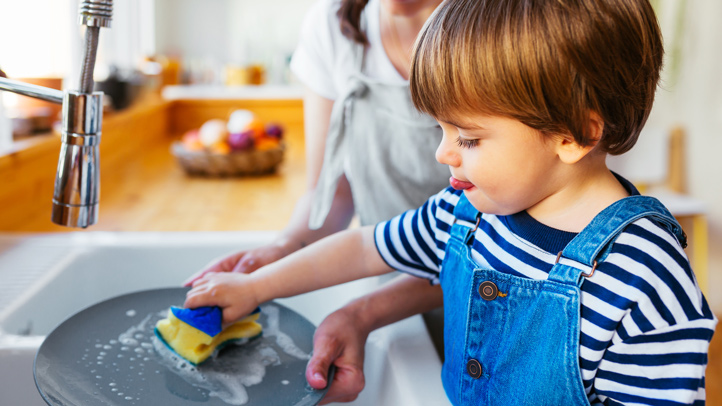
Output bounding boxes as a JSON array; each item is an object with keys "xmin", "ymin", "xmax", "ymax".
[
  {"xmin": 374, "ymin": 188, "xmax": 458, "ymax": 284},
  {"xmin": 587, "ymin": 219, "xmax": 718, "ymax": 405},
  {"xmin": 594, "ymin": 322, "xmax": 714, "ymax": 405}
]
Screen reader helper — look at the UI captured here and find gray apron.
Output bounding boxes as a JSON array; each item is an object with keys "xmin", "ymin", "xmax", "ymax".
[{"xmin": 309, "ymin": 21, "xmax": 449, "ymax": 229}]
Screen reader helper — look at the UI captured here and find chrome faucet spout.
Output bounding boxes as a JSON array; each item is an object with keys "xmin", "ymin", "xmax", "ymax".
[
  {"xmin": 51, "ymin": 92, "xmax": 103, "ymax": 228},
  {"xmin": 0, "ymin": 0, "xmax": 112, "ymax": 228}
]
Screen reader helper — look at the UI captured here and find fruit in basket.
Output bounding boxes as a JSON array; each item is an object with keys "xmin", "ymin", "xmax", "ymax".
[
  {"xmin": 228, "ymin": 130, "xmax": 255, "ymax": 151},
  {"xmin": 199, "ymin": 119, "xmax": 229, "ymax": 147},
  {"xmin": 173, "ymin": 114, "xmax": 285, "ymax": 176},
  {"xmin": 265, "ymin": 123, "xmax": 284, "ymax": 140},
  {"xmin": 181, "ymin": 129, "xmax": 204, "ymax": 152},
  {"xmin": 209, "ymin": 141, "xmax": 231, "ymax": 155},
  {"xmin": 179, "ymin": 113, "xmax": 284, "ymax": 155},
  {"xmin": 244, "ymin": 118, "xmax": 266, "ymax": 140},
  {"xmin": 255, "ymin": 137, "xmax": 281, "ymax": 151},
  {"xmin": 227, "ymin": 109, "xmax": 254, "ymax": 134}
]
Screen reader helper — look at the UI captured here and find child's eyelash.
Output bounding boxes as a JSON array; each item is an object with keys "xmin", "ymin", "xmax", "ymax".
[{"xmin": 455, "ymin": 137, "xmax": 480, "ymax": 148}]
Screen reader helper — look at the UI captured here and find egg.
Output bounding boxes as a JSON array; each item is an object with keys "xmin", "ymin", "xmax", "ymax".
[
  {"xmin": 199, "ymin": 119, "xmax": 229, "ymax": 147},
  {"xmin": 227, "ymin": 110, "xmax": 255, "ymax": 134}
]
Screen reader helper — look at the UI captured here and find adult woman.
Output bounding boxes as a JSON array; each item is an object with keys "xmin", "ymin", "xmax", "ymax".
[{"xmin": 185, "ymin": 0, "xmax": 447, "ymax": 402}]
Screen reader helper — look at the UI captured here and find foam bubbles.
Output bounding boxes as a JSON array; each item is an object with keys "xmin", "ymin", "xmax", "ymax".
[
  {"xmin": 262, "ymin": 305, "xmax": 311, "ymax": 360},
  {"xmin": 150, "ymin": 304, "xmax": 310, "ymax": 405},
  {"xmin": 80, "ymin": 303, "xmax": 310, "ymax": 405}
]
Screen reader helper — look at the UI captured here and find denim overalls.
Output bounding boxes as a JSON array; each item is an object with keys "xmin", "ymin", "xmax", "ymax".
[{"xmin": 440, "ymin": 194, "xmax": 687, "ymax": 405}]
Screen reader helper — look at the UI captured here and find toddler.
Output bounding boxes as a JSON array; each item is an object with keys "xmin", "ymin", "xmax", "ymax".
[{"xmin": 186, "ymin": 0, "xmax": 717, "ymax": 404}]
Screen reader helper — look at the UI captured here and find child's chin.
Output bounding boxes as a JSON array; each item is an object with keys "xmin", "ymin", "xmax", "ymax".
[{"xmin": 465, "ymin": 194, "xmax": 514, "ymax": 216}]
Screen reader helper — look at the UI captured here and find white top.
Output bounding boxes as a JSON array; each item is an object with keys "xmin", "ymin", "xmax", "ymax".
[{"xmin": 290, "ymin": 0, "xmax": 407, "ymax": 100}]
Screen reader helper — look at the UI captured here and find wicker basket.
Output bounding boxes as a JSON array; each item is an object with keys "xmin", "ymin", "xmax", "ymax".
[{"xmin": 171, "ymin": 141, "xmax": 285, "ymax": 176}]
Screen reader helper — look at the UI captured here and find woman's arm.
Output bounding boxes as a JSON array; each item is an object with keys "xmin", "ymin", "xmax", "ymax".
[
  {"xmin": 275, "ymin": 86, "xmax": 356, "ymax": 252},
  {"xmin": 307, "ymin": 274, "xmax": 443, "ymax": 404},
  {"xmin": 185, "ymin": 226, "xmax": 394, "ymax": 323}
]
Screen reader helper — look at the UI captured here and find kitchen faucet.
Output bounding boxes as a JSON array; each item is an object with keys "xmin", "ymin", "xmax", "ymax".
[{"xmin": 0, "ymin": 0, "xmax": 112, "ymax": 228}]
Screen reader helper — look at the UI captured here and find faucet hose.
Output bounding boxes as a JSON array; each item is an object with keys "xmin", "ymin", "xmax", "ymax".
[
  {"xmin": 77, "ymin": 0, "xmax": 112, "ymax": 93},
  {"xmin": 79, "ymin": 26, "xmax": 100, "ymax": 94}
]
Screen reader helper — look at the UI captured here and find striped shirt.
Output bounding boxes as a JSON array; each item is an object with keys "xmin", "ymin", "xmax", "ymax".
[{"xmin": 375, "ymin": 187, "xmax": 717, "ymax": 405}]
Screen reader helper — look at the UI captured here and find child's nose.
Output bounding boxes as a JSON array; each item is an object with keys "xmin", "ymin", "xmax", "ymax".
[{"xmin": 435, "ymin": 133, "xmax": 459, "ymax": 167}]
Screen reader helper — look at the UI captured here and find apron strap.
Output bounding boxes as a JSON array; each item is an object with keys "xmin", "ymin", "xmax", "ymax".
[
  {"xmin": 308, "ymin": 77, "xmax": 368, "ymax": 229},
  {"xmin": 548, "ymin": 195, "xmax": 686, "ymax": 285},
  {"xmin": 308, "ymin": 10, "xmax": 370, "ymax": 230}
]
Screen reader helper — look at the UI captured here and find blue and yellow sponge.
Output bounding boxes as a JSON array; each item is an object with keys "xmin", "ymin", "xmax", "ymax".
[{"xmin": 154, "ymin": 306, "xmax": 262, "ymax": 365}]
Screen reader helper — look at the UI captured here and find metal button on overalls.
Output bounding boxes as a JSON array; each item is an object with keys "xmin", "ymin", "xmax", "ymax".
[
  {"xmin": 478, "ymin": 281, "xmax": 498, "ymax": 300},
  {"xmin": 466, "ymin": 359, "xmax": 482, "ymax": 379}
]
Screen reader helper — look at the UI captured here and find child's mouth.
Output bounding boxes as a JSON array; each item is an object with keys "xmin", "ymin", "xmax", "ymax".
[{"xmin": 449, "ymin": 177, "xmax": 474, "ymax": 191}]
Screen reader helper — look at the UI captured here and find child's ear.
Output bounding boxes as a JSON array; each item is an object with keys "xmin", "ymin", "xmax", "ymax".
[{"xmin": 556, "ymin": 111, "xmax": 604, "ymax": 164}]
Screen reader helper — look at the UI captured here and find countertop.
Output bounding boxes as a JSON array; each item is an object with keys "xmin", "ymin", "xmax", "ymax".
[
  {"xmin": 82, "ymin": 135, "xmax": 307, "ymax": 232},
  {"xmin": 0, "ymin": 93, "xmax": 307, "ymax": 232}
]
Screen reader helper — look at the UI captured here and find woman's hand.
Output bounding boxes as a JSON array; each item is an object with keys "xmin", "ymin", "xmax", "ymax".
[
  {"xmin": 306, "ymin": 275, "xmax": 444, "ymax": 403},
  {"xmin": 306, "ymin": 307, "xmax": 369, "ymax": 404},
  {"xmin": 184, "ymin": 272, "xmax": 260, "ymax": 324},
  {"xmin": 183, "ymin": 242, "xmax": 293, "ymax": 287}
]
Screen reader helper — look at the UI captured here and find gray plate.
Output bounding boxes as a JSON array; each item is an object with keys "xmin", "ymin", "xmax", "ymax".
[{"xmin": 34, "ymin": 287, "xmax": 332, "ymax": 406}]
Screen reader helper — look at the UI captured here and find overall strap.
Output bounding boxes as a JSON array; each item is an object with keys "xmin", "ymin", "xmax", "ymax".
[
  {"xmin": 450, "ymin": 193, "xmax": 481, "ymax": 244},
  {"xmin": 548, "ymin": 195, "xmax": 686, "ymax": 285}
]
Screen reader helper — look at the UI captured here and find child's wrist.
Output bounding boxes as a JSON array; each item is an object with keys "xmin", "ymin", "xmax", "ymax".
[{"xmin": 247, "ymin": 272, "xmax": 271, "ymax": 308}]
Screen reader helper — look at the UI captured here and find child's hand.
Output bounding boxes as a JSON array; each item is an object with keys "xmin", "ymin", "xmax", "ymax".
[
  {"xmin": 182, "ymin": 243, "xmax": 292, "ymax": 287},
  {"xmin": 184, "ymin": 273, "xmax": 260, "ymax": 324}
]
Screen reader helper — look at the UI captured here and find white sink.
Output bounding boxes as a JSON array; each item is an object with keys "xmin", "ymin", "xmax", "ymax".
[{"xmin": 0, "ymin": 232, "xmax": 449, "ymax": 406}]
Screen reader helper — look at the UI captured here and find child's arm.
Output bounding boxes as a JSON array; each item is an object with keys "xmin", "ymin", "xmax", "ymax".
[{"xmin": 184, "ymin": 225, "xmax": 394, "ymax": 323}]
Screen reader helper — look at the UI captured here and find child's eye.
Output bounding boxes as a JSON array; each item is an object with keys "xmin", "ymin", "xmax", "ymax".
[{"xmin": 455, "ymin": 136, "xmax": 480, "ymax": 149}]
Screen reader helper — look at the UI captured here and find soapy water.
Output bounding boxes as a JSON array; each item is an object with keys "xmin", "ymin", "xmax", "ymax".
[
  {"xmin": 80, "ymin": 304, "xmax": 312, "ymax": 405},
  {"xmin": 151, "ymin": 333, "xmax": 280, "ymax": 404}
]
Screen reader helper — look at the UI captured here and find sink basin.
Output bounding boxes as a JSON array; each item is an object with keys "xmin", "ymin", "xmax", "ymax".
[{"xmin": 0, "ymin": 232, "xmax": 449, "ymax": 406}]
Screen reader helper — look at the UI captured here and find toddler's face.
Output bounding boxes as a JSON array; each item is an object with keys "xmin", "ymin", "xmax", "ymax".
[{"xmin": 435, "ymin": 114, "xmax": 563, "ymax": 216}]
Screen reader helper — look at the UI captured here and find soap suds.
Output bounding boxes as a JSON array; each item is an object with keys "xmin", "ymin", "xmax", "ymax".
[{"xmin": 81, "ymin": 303, "xmax": 312, "ymax": 405}]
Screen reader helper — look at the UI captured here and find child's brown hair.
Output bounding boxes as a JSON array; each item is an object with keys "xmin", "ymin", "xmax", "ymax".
[{"xmin": 410, "ymin": 0, "xmax": 663, "ymax": 155}]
